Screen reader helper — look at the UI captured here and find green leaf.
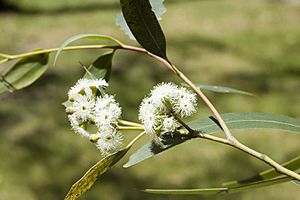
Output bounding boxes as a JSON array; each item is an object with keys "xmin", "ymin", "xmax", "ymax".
[
  {"xmin": 188, "ymin": 112, "xmax": 300, "ymax": 134},
  {"xmin": 54, "ymin": 34, "xmax": 122, "ymax": 66},
  {"xmin": 120, "ymin": 0, "xmax": 167, "ymax": 59},
  {"xmin": 144, "ymin": 175, "xmax": 295, "ymax": 195},
  {"xmin": 116, "ymin": 0, "xmax": 166, "ymax": 40},
  {"xmin": 0, "ymin": 53, "xmax": 49, "ymax": 93},
  {"xmin": 223, "ymin": 155, "xmax": 300, "ymax": 187},
  {"xmin": 145, "ymin": 188, "xmax": 228, "ymax": 195},
  {"xmin": 192, "ymin": 84, "xmax": 255, "ymax": 96},
  {"xmin": 83, "ymin": 52, "xmax": 114, "ymax": 82},
  {"xmin": 65, "ymin": 148, "xmax": 129, "ymax": 200},
  {"xmin": 124, "ymin": 112, "xmax": 300, "ymax": 168},
  {"xmin": 123, "ymin": 133, "xmax": 193, "ymax": 168}
]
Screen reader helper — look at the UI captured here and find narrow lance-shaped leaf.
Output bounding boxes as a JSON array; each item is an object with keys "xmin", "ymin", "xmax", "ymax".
[
  {"xmin": 65, "ymin": 148, "xmax": 129, "ymax": 200},
  {"xmin": 120, "ymin": 0, "xmax": 167, "ymax": 59},
  {"xmin": 144, "ymin": 175, "xmax": 295, "ymax": 195},
  {"xmin": 124, "ymin": 112, "xmax": 300, "ymax": 168},
  {"xmin": 116, "ymin": 0, "xmax": 166, "ymax": 40},
  {"xmin": 0, "ymin": 53, "xmax": 49, "ymax": 94},
  {"xmin": 64, "ymin": 131, "xmax": 146, "ymax": 199},
  {"xmin": 54, "ymin": 34, "xmax": 123, "ymax": 66},
  {"xmin": 190, "ymin": 84, "xmax": 255, "ymax": 96},
  {"xmin": 223, "ymin": 155, "xmax": 300, "ymax": 187}
]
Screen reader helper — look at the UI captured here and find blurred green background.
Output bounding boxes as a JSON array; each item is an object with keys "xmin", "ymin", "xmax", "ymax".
[{"xmin": 0, "ymin": 0, "xmax": 300, "ymax": 199}]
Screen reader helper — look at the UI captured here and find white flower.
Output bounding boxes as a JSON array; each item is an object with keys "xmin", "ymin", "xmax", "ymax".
[
  {"xmin": 150, "ymin": 82, "xmax": 179, "ymax": 110},
  {"xmin": 68, "ymin": 114, "xmax": 90, "ymax": 138},
  {"xmin": 138, "ymin": 82, "xmax": 198, "ymax": 143},
  {"xmin": 73, "ymin": 94, "xmax": 95, "ymax": 122},
  {"xmin": 96, "ymin": 127, "xmax": 123, "ymax": 156},
  {"xmin": 66, "ymin": 78, "xmax": 124, "ymax": 155},
  {"xmin": 89, "ymin": 79, "xmax": 108, "ymax": 88},
  {"xmin": 94, "ymin": 95, "xmax": 122, "ymax": 127},
  {"xmin": 139, "ymin": 97, "xmax": 157, "ymax": 135},
  {"xmin": 68, "ymin": 78, "xmax": 108, "ymax": 100},
  {"xmin": 162, "ymin": 117, "xmax": 180, "ymax": 133},
  {"xmin": 68, "ymin": 79, "xmax": 90, "ymax": 100},
  {"xmin": 139, "ymin": 97, "xmax": 155, "ymax": 121},
  {"xmin": 95, "ymin": 109, "xmax": 114, "ymax": 127},
  {"xmin": 174, "ymin": 88, "xmax": 197, "ymax": 117},
  {"xmin": 95, "ymin": 94, "xmax": 116, "ymax": 109}
]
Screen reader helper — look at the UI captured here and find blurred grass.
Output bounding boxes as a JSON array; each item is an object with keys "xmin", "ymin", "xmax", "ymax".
[{"xmin": 0, "ymin": 0, "xmax": 300, "ymax": 199}]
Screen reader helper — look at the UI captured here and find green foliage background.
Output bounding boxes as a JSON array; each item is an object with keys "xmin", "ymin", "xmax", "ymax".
[{"xmin": 0, "ymin": 0, "xmax": 299, "ymax": 199}]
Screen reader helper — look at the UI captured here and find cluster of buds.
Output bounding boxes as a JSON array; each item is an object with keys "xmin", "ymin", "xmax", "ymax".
[
  {"xmin": 139, "ymin": 82, "xmax": 197, "ymax": 144},
  {"xmin": 65, "ymin": 78, "xmax": 123, "ymax": 156}
]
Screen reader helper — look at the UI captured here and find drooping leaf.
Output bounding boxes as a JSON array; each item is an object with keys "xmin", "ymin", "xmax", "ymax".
[
  {"xmin": 65, "ymin": 148, "xmax": 129, "ymax": 200},
  {"xmin": 223, "ymin": 155, "xmax": 300, "ymax": 187},
  {"xmin": 120, "ymin": 0, "xmax": 167, "ymax": 59},
  {"xmin": 83, "ymin": 52, "xmax": 114, "ymax": 82},
  {"xmin": 145, "ymin": 188, "xmax": 228, "ymax": 195},
  {"xmin": 54, "ymin": 34, "xmax": 122, "ymax": 66},
  {"xmin": 124, "ymin": 112, "xmax": 300, "ymax": 168},
  {"xmin": 0, "ymin": 53, "xmax": 49, "ymax": 93},
  {"xmin": 144, "ymin": 175, "xmax": 294, "ymax": 195},
  {"xmin": 188, "ymin": 84, "xmax": 255, "ymax": 96},
  {"xmin": 116, "ymin": 0, "xmax": 166, "ymax": 40}
]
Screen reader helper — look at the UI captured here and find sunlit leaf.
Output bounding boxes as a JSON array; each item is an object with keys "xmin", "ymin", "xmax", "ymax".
[
  {"xmin": 0, "ymin": 53, "xmax": 48, "ymax": 93},
  {"xmin": 187, "ymin": 84, "xmax": 255, "ymax": 96},
  {"xmin": 124, "ymin": 112, "xmax": 300, "ymax": 168},
  {"xmin": 188, "ymin": 112, "xmax": 300, "ymax": 134},
  {"xmin": 223, "ymin": 155, "xmax": 300, "ymax": 186},
  {"xmin": 120, "ymin": 0, "xmax": 167, "ymax": 59},
  {"xmin": 65, "ymin": 148, "xmax": 129, "ymax": 200},
  {"xmin": 144, "ymin": 175, "xmax": 294, "ymax": 195},
  {"xmin": 116, "ymin": 0, "xmax": 166, "ymax": 40},
  {"xmin": 145, "ymin": 188, "xmax": 228, "ymax": 195},
  {"xmin": 54, "ymin": 34, "xmax": 122, "ymax": 66},
  {"xmin": 116, "ymin": 12, "xmax": 135, "ymax": 40}
]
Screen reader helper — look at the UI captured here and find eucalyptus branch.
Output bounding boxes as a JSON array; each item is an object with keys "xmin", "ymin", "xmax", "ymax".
[{"xmin": 0, "ymin": 44, "xmax": 122, "ymax": 63}]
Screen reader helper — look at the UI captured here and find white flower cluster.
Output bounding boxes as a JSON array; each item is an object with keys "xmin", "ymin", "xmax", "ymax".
[
  {"xmin": 66, "ymin": 78, "xmax": 123, "ymax": 156},
  {"xmin": 139, "ymin": 82, "xmax": 197, "ymax": 143}
]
